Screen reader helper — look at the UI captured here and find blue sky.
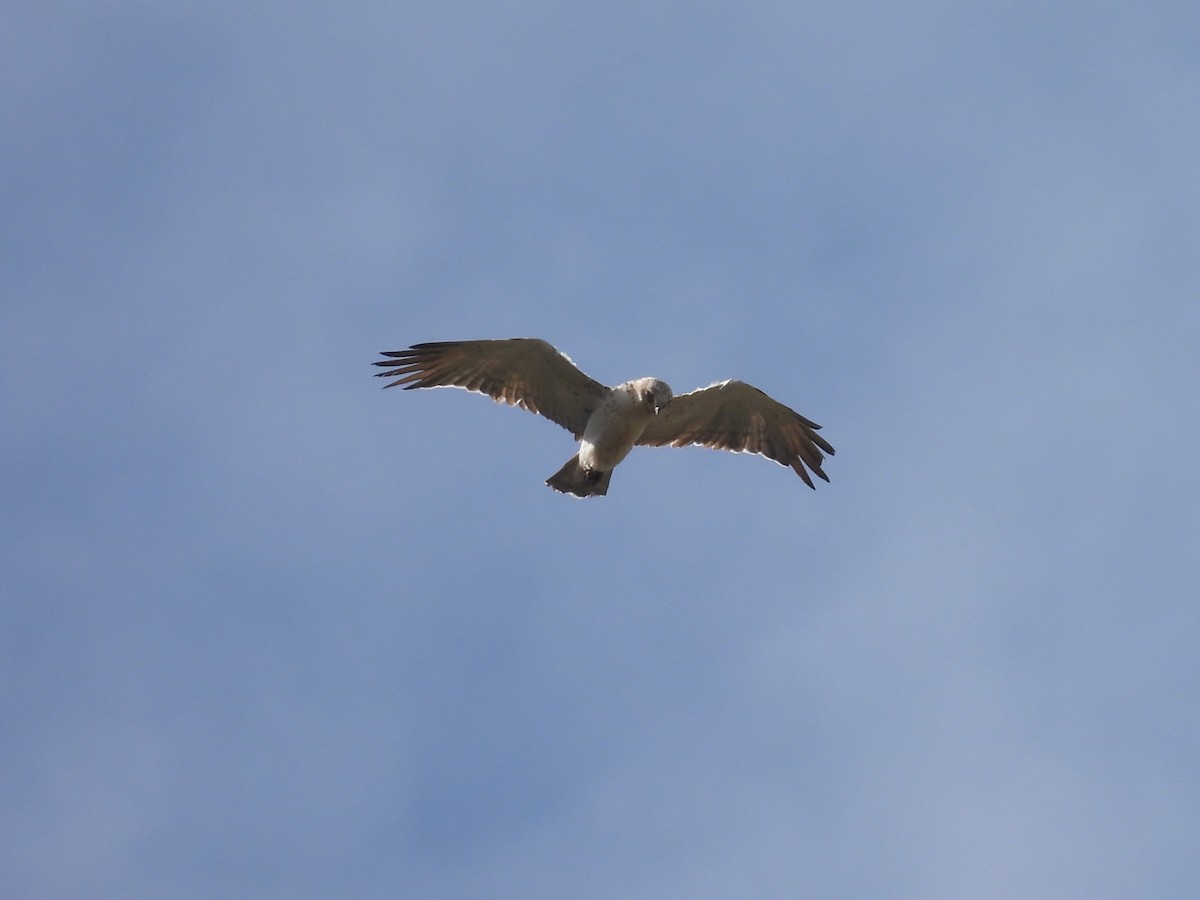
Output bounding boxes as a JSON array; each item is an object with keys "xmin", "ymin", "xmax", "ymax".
[{"xmin": 4, "ymin": 2, "xmax": 1199, "ymax": 897}]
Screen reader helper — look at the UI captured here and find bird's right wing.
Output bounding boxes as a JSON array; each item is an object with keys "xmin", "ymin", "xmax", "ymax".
[
  {"xmin": 374, "ymin": 338, "xmax": 609, "ymax": 438},
  {"xmin": 637, "ymin": 379, "xmax": 834, "ymax": 488}
]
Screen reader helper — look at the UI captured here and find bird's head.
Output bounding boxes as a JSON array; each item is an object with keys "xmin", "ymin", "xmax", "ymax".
[{"xmin": 634, "ymin": 378, "xmax": 673, "ymax": 413}]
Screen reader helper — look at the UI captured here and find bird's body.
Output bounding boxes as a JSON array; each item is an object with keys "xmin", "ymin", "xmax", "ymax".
[
  {"xmin": 374, "ymin": 338, "xmax": 833, "ymax": 498},
  {"xmin": 546, "ymin": 377, "xmax": 672, "ymax": 496}
]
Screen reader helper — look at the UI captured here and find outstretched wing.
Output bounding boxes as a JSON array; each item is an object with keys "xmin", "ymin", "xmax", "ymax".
[
  {"xmin": 374, "ymin": 338, "xmax": 609, "ymax": 437},
  {"xmin": 636, "ymin": 380, "xmax": 835, "ymax": 488}
]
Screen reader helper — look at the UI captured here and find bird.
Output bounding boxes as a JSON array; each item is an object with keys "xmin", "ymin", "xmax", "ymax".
[{"xmin": 374, "ymin": 338, "xmax": 834, "ymax": 498}]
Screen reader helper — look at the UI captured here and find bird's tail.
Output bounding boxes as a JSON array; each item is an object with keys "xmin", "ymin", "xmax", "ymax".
[{"xmin": 546, "ymin": 454, "xmax": 612, "ymax": 498}]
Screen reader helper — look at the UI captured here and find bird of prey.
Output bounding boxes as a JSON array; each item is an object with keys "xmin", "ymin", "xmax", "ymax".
[{"xmin": 374, "ymin": 338, "xmax": 834, "ymax": 498}]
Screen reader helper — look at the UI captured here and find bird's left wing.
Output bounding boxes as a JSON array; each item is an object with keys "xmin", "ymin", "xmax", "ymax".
[
  {"xmin": 636, "ymin": 380, "xmax": 835, "ymax": 488},
  {"xmin": 374, "ymin": 338, "xmax": 609, "ymax": 438}
]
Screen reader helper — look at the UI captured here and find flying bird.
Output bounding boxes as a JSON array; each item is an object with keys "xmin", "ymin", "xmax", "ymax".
[{"xmin": 374, "ymin": 338, "xmax": 834, "ymax": 498}]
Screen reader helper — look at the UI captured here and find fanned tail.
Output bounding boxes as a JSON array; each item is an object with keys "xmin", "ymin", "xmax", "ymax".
[{"xmin": 546, "ymin": 455, "xmax": 612, "ymax": 498}]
